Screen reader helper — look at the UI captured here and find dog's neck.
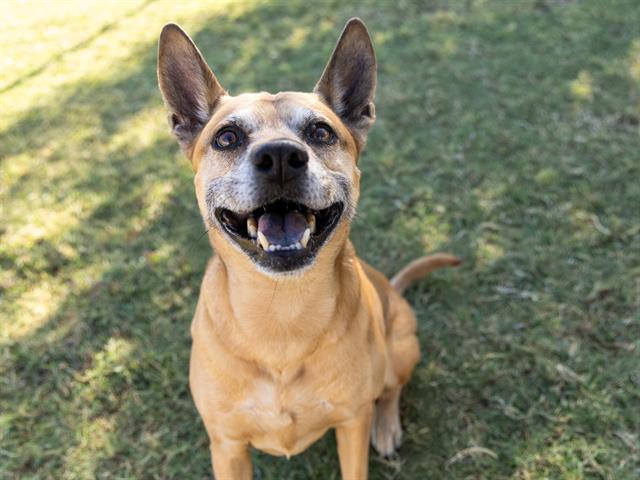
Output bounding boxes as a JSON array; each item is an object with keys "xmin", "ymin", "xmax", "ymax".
[{"xmin": 206, "ymin": 237, "xmax": 362, "ymax": 372}]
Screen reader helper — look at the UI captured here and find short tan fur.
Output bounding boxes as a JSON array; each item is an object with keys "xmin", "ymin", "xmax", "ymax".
[{"xmin": 157, "ymin": 18, "xmax": 460, "ymax": 479}]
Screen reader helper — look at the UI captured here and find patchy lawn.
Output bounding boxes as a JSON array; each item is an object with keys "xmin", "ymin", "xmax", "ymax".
[{"xmin": 1, "ymin": 0, "xmax": 639, "ymax": 478}]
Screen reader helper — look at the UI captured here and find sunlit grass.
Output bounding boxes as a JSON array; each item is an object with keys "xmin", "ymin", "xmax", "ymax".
[
  {"xmin": 3, "ymin": 282, "xmax": 63, "ymax": 342},
  {"xmin": 628, "ymin": 39, "xmax": 640, "ymax": 83},
  {"xmin": 0, "ymin": 0, "xmax": 240, "ymax": 123},
  {"xmin": 570, "ymin": 70, "xmax": 594, "ymax": 102}
]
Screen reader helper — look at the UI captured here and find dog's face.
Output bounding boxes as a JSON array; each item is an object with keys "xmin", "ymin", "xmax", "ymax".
[{"xmin": 158, "ymin": 19, "xmax": 376, "ymax": 273}]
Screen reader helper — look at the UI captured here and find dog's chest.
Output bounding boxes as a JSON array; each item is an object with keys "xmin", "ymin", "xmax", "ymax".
[
  {"xmin": 190, "ymin": 276, "xmax": 389, "ymax": 457},
  {"xmin": 232, "ymin": 369, "xmax": 353, "ymax": 456}
]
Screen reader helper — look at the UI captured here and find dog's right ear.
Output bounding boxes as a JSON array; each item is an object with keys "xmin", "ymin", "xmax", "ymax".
[
  {"xmin": 157, "ymin": 23, "xmax": 225, "ymax": 154},
  {"xmin": 314, "ymin": 18, "xmax": 377, "ymax": 149}
]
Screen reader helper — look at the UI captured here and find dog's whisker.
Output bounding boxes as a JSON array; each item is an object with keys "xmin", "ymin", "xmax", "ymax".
[
  {"xmin": 266, "ymin": 278, "xmax": 279, "ymax": 315},
  {"xmin": 184, "ymin": 227, "xmax": 210, "ymax": 257}
]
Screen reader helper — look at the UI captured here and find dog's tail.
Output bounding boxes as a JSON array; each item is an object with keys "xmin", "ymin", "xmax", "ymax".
[{"xmin": 390, "ymin": 253, "xmax": 462, "ymax": 295}]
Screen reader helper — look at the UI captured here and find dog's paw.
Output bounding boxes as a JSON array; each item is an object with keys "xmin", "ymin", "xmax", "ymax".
[{"xmin": 370, "ymin": 403, "xmax": 403, "ymax": 457}]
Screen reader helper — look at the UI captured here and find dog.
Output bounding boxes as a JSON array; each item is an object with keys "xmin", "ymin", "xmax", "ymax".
[{"xmin": 157, "ymin": 18, "xmax": 461, "ymax": 479}]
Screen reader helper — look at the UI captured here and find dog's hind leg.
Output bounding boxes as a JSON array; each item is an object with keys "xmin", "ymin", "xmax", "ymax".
[
  {"xmin": 371, "ymin": 295, "xmax": 420, "ymax": 457},
  {"xmin": 371, "ymin": 253, "xmax": 460, "ymax": 456},
  {"xmin": 371, "ymin": 384, "xmax": 403, "ymax": 456}
]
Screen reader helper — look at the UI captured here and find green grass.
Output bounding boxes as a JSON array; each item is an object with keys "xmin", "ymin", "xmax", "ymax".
[{"xmin": 1, "ymin": 0, "xmax": 639, "ymax": 478}]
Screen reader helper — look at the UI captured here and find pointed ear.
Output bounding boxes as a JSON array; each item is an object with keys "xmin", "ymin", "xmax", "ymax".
[
  {"xmin": 314, "ymin": 18, "xmax": 377, "ymax": 146},
  {"xmin": 157, "ymin": 23, "xmax": 226, "ymax": 153}
]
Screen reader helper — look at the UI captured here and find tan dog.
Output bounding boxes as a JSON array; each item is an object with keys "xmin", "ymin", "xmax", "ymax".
[{"xmin": 157, "ymin": 18, "xmax": 460, "ymax": 479}]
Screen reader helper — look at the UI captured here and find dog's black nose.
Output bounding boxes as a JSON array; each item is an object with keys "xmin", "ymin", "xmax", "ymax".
[{"xmin": 251, "ymin": 140, "xmax": 308, "ymax": 186}]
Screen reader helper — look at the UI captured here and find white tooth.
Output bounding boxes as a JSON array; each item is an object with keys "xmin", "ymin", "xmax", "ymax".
[
  {"xmin": 306, "ymin": 213, "xmax": 316, "ymax": 234},
  {"xmin": 247, "ymin": 217, "xmax": 257, "ymax": 238},
  {"xmin": 300, "ymin": 228, "xmax": 311, "ymax": 248},
  {"xmin": 295, "ymin": 242, "xmax": 302, "ymax": 250},
  {"xmin": 268, "ymin": 245, "xmax": 276, "ymax": 252},
  {"xmin": 257, "ymin": 231, "xmax": 270, "ymax": 250}
]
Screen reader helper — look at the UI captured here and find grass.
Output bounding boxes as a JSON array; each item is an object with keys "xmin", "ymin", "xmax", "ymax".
[{"xmin": 1, "ymin": 0, "xmax": 639, "ymax": 478}]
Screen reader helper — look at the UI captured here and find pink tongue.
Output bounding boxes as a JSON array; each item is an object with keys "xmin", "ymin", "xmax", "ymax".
[{"xmin": 258, "ymin": 211, "xmax": 308, "ymax": 246}]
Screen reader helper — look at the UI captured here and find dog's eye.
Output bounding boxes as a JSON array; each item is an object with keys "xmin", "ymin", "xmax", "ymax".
[
  {"xmin": 307, "ymin": 122, "xmax": 335, "ymax": 145},
  {"xmin": 214, "ymin": 128, "xmax": 241, "ymax": 149}
]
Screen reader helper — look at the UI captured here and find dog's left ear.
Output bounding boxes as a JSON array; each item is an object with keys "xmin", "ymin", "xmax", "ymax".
[
  {"xmin": 157, "ymin": 23, "xmax": 226, "ymax": 155},
  {"xmin": 314, "ymin": 18, "xmax": 377, "ymax": 147}
]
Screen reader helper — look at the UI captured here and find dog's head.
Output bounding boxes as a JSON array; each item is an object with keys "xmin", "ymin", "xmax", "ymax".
[{"xmin": 158, "ymin": 19, "xmax": 376, "ymax": 274}]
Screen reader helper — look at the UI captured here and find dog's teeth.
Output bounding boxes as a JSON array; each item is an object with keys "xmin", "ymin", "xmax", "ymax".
[
  {"xmin": 247, "ymin": 217, "xmax": 257, "ymax": 238},
  {"xmin": 300, "ymin": 228, "xmax": 311, "ymax": 248},
  {"xmin": 268, "ymin": 245, "xmax": 277, "ymax": 252},
  {"xmin": 306, "ymin": 213, "xmax": 316, "ymax": 234},
  {"xmin": 295, "ymin": 242, "xmax": 302, "ymax": 250},
  {"xmin": 257, "ymin": 231, "xmax": 270, "ymax": 250}
]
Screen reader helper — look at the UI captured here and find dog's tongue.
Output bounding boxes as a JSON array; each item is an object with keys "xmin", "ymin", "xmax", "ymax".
[{"xmin": 258, "ymin": 211, "xmax": 308, "ymax": 246}]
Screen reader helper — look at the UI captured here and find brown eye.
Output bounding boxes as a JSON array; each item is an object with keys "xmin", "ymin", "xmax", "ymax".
[
  {"xmin": 307, "ymin": 122, "xmax": 335, "ymax": 144},
  {"xmin": 214, "ymin": 128, "xmax": 241, "ymax": 149}
]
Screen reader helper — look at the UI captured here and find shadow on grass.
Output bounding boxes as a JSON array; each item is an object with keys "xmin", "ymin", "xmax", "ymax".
[{"xmin": 2, "ymin": 0, "xmax": 640, "ymax": 478}]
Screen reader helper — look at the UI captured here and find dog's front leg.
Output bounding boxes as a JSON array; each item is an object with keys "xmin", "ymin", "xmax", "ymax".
[
  {"xmin": 210, "ymin": 439, "xmax": 252, "ymax": 480},
  {"xmin": 335, "ymin": 403, "xmax": 374, "ymax": 479}
]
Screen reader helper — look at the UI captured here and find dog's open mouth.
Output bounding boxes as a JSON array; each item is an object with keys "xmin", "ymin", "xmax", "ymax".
[{"xmin": 214, "ymin": 200, "xmax": 344, "ymax": 269}]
